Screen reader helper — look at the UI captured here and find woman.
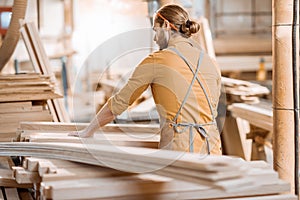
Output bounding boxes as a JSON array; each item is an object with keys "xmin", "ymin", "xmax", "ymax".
[{"xmin": 69, "ymin": 4, "xmax": 222, "ymax": 155}]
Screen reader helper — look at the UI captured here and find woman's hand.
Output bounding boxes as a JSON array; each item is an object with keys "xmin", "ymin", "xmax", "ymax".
[{"xmin": 68, "ymin": 130, "xmax": 93, "ymax": 138}]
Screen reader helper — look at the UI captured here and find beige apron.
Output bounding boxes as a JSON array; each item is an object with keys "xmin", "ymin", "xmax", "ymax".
[{"xmin": 159, "ymin": 47, "xmax": 221, "ymax": 155}]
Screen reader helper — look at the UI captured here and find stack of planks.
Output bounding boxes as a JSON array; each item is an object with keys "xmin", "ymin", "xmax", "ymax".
[
  {"xmin": 0, "ymin": 141, "xmax": 296, "ymax": 200},
  {"xmin": 17, "ymin": 121, "xmax": 160, "ymax": 148},
  {"xmin": 221, "ymin": 77, "xmax": 270, "ymax": 104},
  {"xmin": 0, "ymin": 156, "xmax": 34, "ymax": 200},
  {"xmin": 0, "ymin": 73, "xmax": 62, "ymax": 142},
  {"xmin": 20, "ymin": 20, "xmax": 70, "ymax": 123},
  {"xmin": 0, "ymin": 122, "xmax": 296, "ymax": 199}
]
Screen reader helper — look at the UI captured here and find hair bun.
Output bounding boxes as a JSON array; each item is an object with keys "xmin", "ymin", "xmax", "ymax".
[
  {"xmin": 189, "ymin": 20, "xmax": 200, "ymax": 34},
  {"xmin": 185, "ymin": 20, "xmax": 191, "ymax": 28},
  {"xmin": 180, "ymin": 20, "xmax": 200, "ymax": 37}
]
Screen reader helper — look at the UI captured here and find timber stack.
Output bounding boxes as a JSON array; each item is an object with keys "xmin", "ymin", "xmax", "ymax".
[
  {"xmin": 0, "ymin": 121, "xmax": 295, "ymax": 200},
  {"xmin": 0, "ymin": 73, "xmax": 62, "ymax": 142}
]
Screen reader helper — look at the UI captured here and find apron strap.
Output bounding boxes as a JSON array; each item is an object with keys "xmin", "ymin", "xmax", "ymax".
[
  {"xmin": 169, "ymin": 47, "xmax": 204, "ymax": 123},
  {"xmin": 168, "ymin": 47, "xmax": 215, "ymax": 154},
  {"xmin": 168, "ymin": 47, "xmax": 216, "ymax": 122}
]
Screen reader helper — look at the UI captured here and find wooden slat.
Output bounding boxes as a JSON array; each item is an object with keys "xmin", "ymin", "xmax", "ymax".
[
  {"xmin": 0, "ymin": 92, "xmax": 61, "ymax": 102},
  {"xmin": 5, "ymin": 188, "xmax": 20, "ymax": 200},
  {"xmin": 12, "ymin": 166, "xmax": 41, "ymax": 184},
  {"xmin": 0, "ymin": 110, "xmax": 53, "ymax": 123},
  {"xmin": 40, "ymin": 176, "xmax": 290, "ymax": 200},
  {"xmin": 229, "ymin": 102, "xmax": 273, "ymax": 131},
  {"xmin": 19, "ymin": 26, "xmax": 40, "ymax": 72},
  {"xmin": 0, "ymin": 157, "xmax": 32, "ymax": 188},
  {"xmin": 215, "ymin": 194, "xmax": 297, "ymax": 200},
  {"xmin": 19, "ymin": 121, "xmax": 160, "ymax": 133}
]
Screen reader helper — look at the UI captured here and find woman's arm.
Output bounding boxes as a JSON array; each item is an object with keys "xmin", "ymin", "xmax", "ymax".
[{"xmin": 68, "ymin": 102, "xmax": 115, "ymax": 138}]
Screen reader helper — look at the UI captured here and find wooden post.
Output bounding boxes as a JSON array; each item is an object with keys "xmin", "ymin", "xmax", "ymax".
[{"xmin": 272, "ymin": 0, "xmax": 297, "ymax": 193}]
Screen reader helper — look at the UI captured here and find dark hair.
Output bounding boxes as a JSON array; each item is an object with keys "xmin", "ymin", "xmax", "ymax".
[{"xmin": 155, "ymin": 4, "xmax": 200, "ymax": 38}]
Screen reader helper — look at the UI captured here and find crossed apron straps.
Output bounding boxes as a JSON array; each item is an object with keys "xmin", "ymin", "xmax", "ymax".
[{"xmin": 167, "ymin": 47, "xmax": 216, "ymax": 155}]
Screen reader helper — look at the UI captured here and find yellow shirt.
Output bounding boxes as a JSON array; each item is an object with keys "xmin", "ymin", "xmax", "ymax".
[{"xmin": 107, "ymin": 36, "xmax": 222, "ymax": 155}]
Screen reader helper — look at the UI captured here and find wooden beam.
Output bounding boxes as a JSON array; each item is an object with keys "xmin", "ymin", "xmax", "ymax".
[{"xmin": 272, "ymin": 0, "xmax": 296, "ymax": 193}]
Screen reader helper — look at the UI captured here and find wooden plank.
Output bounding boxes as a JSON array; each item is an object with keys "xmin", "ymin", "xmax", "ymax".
[
  {"xmin": 0, "ymin": 111, "xmax": 53, "ymax": 123},
  {"xmin": 0, "ymin": 187, "xmax": 3, "ymax": 199},
  {"xmin": 0, "ymin": 87, "xmax": 53, "ymax": 94},
  {"xmin": 0, "ymin": 102, "xmax": 38, "ymax": 113},
  {"xmin": 221, "ymin": 115, "xmax": 247, "ymax": 159},
  {"xmin": 22, "ymin": 158, "xmax": 130, "ymax": 182},
  {"xmin": 19, "ymin": 121, "xmax": 160, "ymax": 133},
  {"xmin": 40, "ymin": 175, "xmax": 203, "ymax": 200},
  {"xmin": 221, "ymin": 77, "xmax": 270, "ymax": 96},
  {"xmin": 0, "ymin": 73, "xmax": 50, "ymax": 81},
  {"xmin": 12, "ymin": 166, "xmax": 41, "ymax": 184},
  {"xmin": 214, "ymin": 194, "xmax": 297, "ymax": 200},
  {"xmin": 17, "ymin": 188, "xmax": 34, "ymax": 200},
  {"xmin": 20, "ymin": 26, "xmax": 40, "ymax": 72},
  {"xmin": 23, "ymin": 133, "xmax": 158, "ymax": 149},
  {"xmin": 0, "ymin": 156, "xmax": 32, "ymax": 188},
  {"xmin": 0, "ymin": 81, "xmax": 53, "ymax": 87},
  {"xmin": 0, "ymin": 92, "xmax": 62, "ymax": 102},
  {"xmin": 176, "ymin": 180, "xmax": 289, "ymax": 199},
  {"xmin": 5, "ymin": 188, "xmax": 20, "ymax": 200},
  {"xmin": 229, "ymin": 102, "xmax": 273, "ymax": 131},
  {"xmin": 46, "ymin": 99, "xmax": 59, "ymax": 122},
  {"xmin": 0, "ymin": 142, "xmax": 248, "ymax": 172},
  {"xmin": 0, "ymin": 105, "xmax": 43, "ymax": 114},
  {"xmin": 42, "ymin": 167, "xmax": 130, "ymax": 182},
  {"xmin": 24, "ymin": 22, "xmax": 50, "ymax": 76},
  {"xmin": 40, "ymin": 176, "xmax": 290, "ymax": 200}
]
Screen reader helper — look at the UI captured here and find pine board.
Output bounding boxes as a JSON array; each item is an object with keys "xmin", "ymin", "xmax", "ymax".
[
  {"xmin": 22, "ymin": 133, "xmax": 159, "ymax": 148},
  {"xmin": 19, "ymin": 121, "xmax": 160, "ymax": 134},
  {"xmin": 0, "ymin": 102, "xmax": 44, "ymax": 113},
  {"xmin": 229, "ymin": 102, "xmax": 272, "ymax": 131},
  {"xmin": 215, "ymin": 194, "xmax": 297, "ymax": 200},
  {"xmin": 0, "ymin": 156, "xmax": 32, "ymax": 188},
  {"xmin": 40, "ymin": 176, "xmax": 290, "ymax": 200},
  {"xmin": 0, "ymin": 110, "xmax": 52, "ymax": 123},
  {"xmin": 0, "ymin": 92, "xmax": 62, "ymax": 102},
  {"xmin": 4, "ymin": 188, "xmax": 20, "ymax": 200}
]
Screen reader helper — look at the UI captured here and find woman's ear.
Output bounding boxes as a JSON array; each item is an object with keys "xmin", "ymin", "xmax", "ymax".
[{"xmin": 163, "ymin": 20, "xmax": 171, "ymax": 30}]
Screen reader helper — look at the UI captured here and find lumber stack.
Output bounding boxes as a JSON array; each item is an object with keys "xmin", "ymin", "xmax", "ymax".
[
  {"xmin": 0, "ymin": 73, "xmax": 62, "ymax": 142},
  {"xmin": 20, "ymin": 20, "xmax": 70, "ymax": 122},
  {"xmin": 0, "ymin": 73, "xmax": 61, "ymax": 102},
  {"xmin": 0, "ymin": 156, "xmax": 34, "ymax": 200},
  {"xmin": 0, "ymin": 142, "xmax": 296, "ymax": 200},
  {"xmin": 17, "ymin": 121, "xmax": 160, "ymax": 148},
  {"xmin": 221, "ymin": 77, "xmax": 270, "ymax": 104}
]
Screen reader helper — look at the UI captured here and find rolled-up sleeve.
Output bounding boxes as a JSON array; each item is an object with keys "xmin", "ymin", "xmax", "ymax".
[{"xmin": 107, "ymin": 54, "xmax": 156, "ymax": 115}]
